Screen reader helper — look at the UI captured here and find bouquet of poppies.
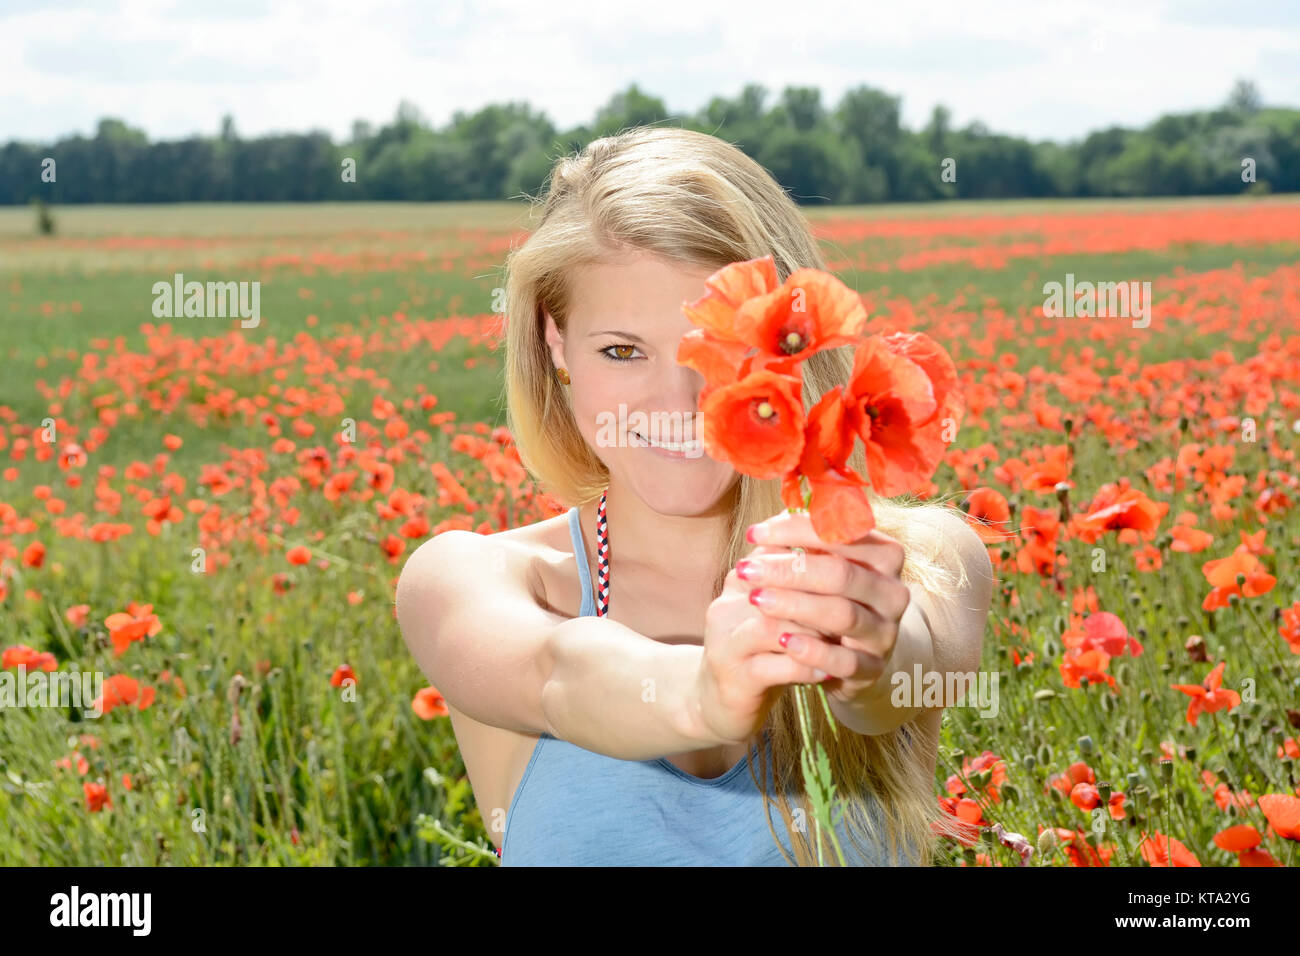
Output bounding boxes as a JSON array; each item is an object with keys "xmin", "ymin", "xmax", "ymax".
[
  {"xmin": 678, "ymin": 255, "xmax": 964, "ymax": 541},
  {"xmin": 677, "ymin": 254, "xmax": 964, "ymax": 863}
]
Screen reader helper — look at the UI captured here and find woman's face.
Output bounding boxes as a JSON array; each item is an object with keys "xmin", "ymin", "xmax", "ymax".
[{"xmin": 545, "ymin": 249, "xmax": 740, "ymax": 515}]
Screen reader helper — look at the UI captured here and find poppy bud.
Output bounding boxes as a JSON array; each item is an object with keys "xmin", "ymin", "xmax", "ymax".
[{"xmin": 1037, "ymin": 828, "xmax": 1059, "ymax": 855}]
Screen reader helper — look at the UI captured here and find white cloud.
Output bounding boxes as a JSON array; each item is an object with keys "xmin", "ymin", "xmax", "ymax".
[{"xmin": 1, "ymin": 0, "xmax": 1296, "ymax": 144}]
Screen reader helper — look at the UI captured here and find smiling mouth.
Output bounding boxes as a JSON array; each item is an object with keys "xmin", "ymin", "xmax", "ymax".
[{"xmin": 630, "ymin": 430, "xmax": 702, "ymax": 453}]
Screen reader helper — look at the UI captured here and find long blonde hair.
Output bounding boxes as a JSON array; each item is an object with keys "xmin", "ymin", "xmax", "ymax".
[{"xmin": 501, "ymin": 125, "xmax": 970, "ymax": 866}]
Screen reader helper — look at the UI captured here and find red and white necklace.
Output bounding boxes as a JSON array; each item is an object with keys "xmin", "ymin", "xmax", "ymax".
[{"xmin": 594, "ymin": 490, "xmax": 610, "ymax": 617}]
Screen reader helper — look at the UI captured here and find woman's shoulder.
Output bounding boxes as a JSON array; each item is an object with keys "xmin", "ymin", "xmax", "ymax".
[
  {"xmin": 399, "ymin": 509, "xmax": 579, "ymax": 611},
  {"xmin": 896, "ymin": 502, "xmax": 994, "ymax": 671},
  {"xmin": 407, "ymin": 509, "xmax": 571, "ymax": 565},
  {"xmin": 904, "ymin": 503, "xmax": 991, "ymax": 580},
  {"xmin": 491, "ymin": 508, "xmax": 574, "ymax": 550}
]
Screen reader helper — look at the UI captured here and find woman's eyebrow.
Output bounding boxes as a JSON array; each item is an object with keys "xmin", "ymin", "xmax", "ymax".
[{"xmin": 587, "ymin": 330, "xmax": 648, "ymax": 343}]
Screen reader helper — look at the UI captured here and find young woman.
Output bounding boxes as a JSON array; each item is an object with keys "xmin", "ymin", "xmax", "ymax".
[{"xmin": 396, "ymin": 126, "xmax": 993, "ymax": 866}]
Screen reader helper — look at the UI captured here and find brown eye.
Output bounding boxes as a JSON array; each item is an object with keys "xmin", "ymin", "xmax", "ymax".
[{"xmin": 600, "ymin": 344, "xmax": 642, "ymax": 363}]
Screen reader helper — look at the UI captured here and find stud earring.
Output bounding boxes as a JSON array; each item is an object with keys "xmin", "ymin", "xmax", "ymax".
[{"xmin": 556, "ymin": 367, "xmax": 571, "ymax": 385}]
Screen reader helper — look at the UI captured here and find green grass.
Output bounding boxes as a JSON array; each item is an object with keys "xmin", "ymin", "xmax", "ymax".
[{"xmin": 1, "ymin": 198, "xmax": 1297, "ymax": 867}]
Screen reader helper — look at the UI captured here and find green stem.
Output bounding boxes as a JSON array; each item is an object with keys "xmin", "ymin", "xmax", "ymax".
[
  {"xmin": 791, "ymin": 684, "xmax": 824, "ymax": 865},
  {"xmin": 782, "ymin": 476, "xmax": 850, "ymax": 866}
]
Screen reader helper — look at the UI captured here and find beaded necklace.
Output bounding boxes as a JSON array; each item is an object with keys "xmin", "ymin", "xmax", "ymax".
[{"xmin": 594, "ymin": 490, "xmax": 609, "ymax": 616}]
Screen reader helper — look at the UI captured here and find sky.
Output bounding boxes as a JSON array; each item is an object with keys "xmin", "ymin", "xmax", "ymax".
[{"xmin": 3, "ymin": 0, "xmax": 1298, "ymax": 145}]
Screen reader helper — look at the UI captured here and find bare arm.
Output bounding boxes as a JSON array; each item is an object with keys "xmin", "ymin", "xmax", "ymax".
[
  {"xmin": 829, "ymin": 508, "xmax": 994, "ymax": 736},
  {"xmin": 395, "ymin": 529, "xmax": 723, "ymax": 759},
  {"xmin": 544, "ymin": 615, "xmax": 723, "ymax": 760}
]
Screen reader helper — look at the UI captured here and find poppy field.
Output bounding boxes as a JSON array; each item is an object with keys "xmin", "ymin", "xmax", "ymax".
[{"xmin": 1, "ymin": 196, "xmax": 1298, "ymax": 866}]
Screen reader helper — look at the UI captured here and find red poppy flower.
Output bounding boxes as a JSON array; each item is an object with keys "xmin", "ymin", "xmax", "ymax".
[
  {"xmin": 1070, "ymin": 479, "xmax": 1168, "ymax": 542},
  {"xmin": 1170, "ymin": 661, "xmax": 1241, "ymax": 727},
  {"xmin": 412, "ymin": 686, "xmax": 450, "ymax": 719},
  {"xmin": 1259, "ymin": 794, "xmax": 1300, "ymax": 840},
  {"xmin": 94, "ymin": 675, "xmax": 156, "ymax": 714},
  {"xmin": 1200, "ymin": 545, "xmax": 1277, "ymax": 611},
  {"xmin": 1137, "ymin": 831, "xmax": 1201, "ymax": 866},
  {"xmin": 699, "ymin": 369, "xmax": 806, "ymax": 479},
  {"xmin": 964, "ymin": 487, "xmax": 1012, "ymax": 543},
  {"xmin": 84, "ymin": 781, "xmax": 112, "ymax": 812},
  {"xmin": 2, "ymin": 644, "xmax": 59, "ymax": 671},
  {"xmin": 104, "ymin": 603, "xmax": 162, "ymax": 657},
  {"xmin": 677, "ymin": 256, "xmax": 867, "ymax": 392}
]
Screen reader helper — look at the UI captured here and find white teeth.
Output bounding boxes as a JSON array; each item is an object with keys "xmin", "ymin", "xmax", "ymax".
[{"xmin": 633, "ymin": 431, "xmax": 700, "ymax": 452}]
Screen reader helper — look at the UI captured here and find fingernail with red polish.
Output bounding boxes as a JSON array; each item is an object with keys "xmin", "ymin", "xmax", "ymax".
[
  {"xmin": 748, "ymin": 588, "xmax": 765, "ymax": 607},
  {"xmin": 779, "ymin": 632, "xmax": 791, "ymax": 647},
  {"xmin": 736, "ymin": 559, "xmax": 759, "ymax": 581}
]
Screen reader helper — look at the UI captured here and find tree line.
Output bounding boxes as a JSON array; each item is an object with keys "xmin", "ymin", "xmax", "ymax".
[{"xmin": 4, "ymin": 79, "xmax": 1295, "ymax": 205}]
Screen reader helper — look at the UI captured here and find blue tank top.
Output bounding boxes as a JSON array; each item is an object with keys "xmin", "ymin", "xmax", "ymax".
[{"xmin": 499, "ymin": 506, "xmax": 905, "ymax": 866}]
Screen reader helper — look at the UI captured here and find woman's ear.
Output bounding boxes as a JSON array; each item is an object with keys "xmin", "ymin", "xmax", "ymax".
[{"xmin": 543, "ymin": 308, "xmax": 565, "ymax": 369}]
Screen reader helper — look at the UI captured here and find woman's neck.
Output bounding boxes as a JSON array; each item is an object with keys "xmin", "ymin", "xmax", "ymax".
[{"xmin": 583, "ymin": 480, "xmax": 735, "ymax": 586}]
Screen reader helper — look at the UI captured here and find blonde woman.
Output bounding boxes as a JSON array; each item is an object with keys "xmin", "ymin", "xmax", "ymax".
[{"xmin": 396, "ymin": 126, "xmax": 993, "ymax": 866}]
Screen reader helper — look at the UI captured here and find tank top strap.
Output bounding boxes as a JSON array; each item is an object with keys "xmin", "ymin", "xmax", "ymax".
[{"xmin": 568, "ymin": 506, "xmax": 598, "ymax": 618}]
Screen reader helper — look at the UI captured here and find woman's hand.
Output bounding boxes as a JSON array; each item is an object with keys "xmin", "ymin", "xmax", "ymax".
[
  {"xmin": 734, "ymin": 509, "xmax": 911, "ymax": 707},
  {"xmin": 693, "ymin": 548, "xmax": 836, "ymax": 747}
]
